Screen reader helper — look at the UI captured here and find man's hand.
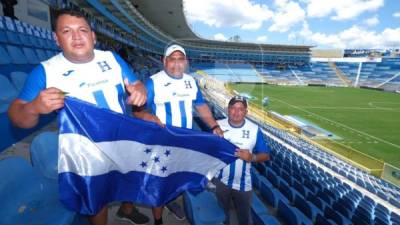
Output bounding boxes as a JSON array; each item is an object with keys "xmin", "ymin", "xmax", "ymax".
[
  {"xmin": 32, "ymin": 87, "xmax": 65, "ymax": 114},
  {"xmin": 124, "ymin": 79, "xmax": 146, "ymax": 106},
  {"xmin": 213, "ymin": 126, "xmax": 224, "ymax": 137},
  {"xmin": 234, "ymin": 149, "xmax": 252, "ymax": 162}
]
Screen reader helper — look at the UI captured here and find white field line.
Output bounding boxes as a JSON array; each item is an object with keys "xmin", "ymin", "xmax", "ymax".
[{"xmin": 270, "ymin": 97, "xmax": 400, "ymax": 150}]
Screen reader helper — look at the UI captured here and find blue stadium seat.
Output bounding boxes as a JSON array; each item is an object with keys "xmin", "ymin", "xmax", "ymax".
[
  {"xmin": 315, "ymin": 214, "xmax": 336, "ymax": 225},
  {"xmin": 251, "ymin": 193, "xmax": 280, "ymax": 225},
  {"xmin": 277, "ymin": 200, "xmax": 298, "ymax": 225},
  {"xmin": 3, "ymin": 18, "xmax": 22, "ymax": 45},
  {"xmin": 391, "ymin": 212, "xmax": 400, "ymax": 225},
  {"xmin": 278, "ymin": 179, "xmax": 295, "ymax": 203},
  {"xmin": 6, "ymin": 45, "xmax": 28, "ymax": 64},
  {"xmin": 0, "ymin": 156, "xmax": 75, "ymax": 225},
  {"xmin": 277, "ymin": 199, "xmax": 313, "ymax": 225},
  {"xmin": 293, "ymin": 179, "xmax": 310, "ymax": 199},
  {"xmin": 332, "ymin": 201, "xmax": 352, "ymax": 218},
  {"xmin": 307, "ymin": 195, "xmax": 327, "ymax": 212},
  {"xmin": 22, "ymin": 47, "xmax": 40, "ymax": 64},
  {"xmin": 294, "ymin": 194, "xmax": 323, "ymax": 222},
  {"xmin": 45, "ymin": 50, "xmax": 56, "ymax": 58},
  {"xmin": 183, "ymin": 190, "xmax": 225, "ymax": 225},
  {"xmin": 10, "ymin": 71, "xmax": 28, "ymax": 92},
  {"xmin": 0, "ymin": 74, "xmax": 18, "ymax": 113},
  {"xmin": 389, "ymin": 196, "xmax": 400, "ymax": 208},
  {"xmin": 251, "ymin": 166, "xmax": 261, "ymax": 189},
  {"xmin": 35, "ymin": 48, "xmax": 49, "ymax": 61},
  {"xmin": 266, "ymin": 167, "xmax": 279, "ymax": 188},
  {"xmin": 325, "ymin": 207, "xmax": 352, "ymax": 225},
  {"xmin": 0, "ymin": 18, "xmax": 8, "ymax": 43},
  {"xmin": 0, "ymin": 44, "xmax": 11, "ymax": 64},
  {"xmin": 30, "ymin": 131, "xmax": 59, "ymax": 181}
]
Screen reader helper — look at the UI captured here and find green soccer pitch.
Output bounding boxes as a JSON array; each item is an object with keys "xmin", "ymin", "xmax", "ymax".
[{"xmin": 230, "ymin": 83, "xmax": 400, "ymax": 168}]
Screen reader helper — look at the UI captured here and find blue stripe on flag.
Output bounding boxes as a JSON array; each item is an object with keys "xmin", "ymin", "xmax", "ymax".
[
  {"xmin": 179, "ymin": 100, "xmax": 187, "ymax": 128},
  {"xmin": 59, "ymin": 170, "xmax": 207, "ymax": 215}
]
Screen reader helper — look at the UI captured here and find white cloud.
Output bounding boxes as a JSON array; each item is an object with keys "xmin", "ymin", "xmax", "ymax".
[
  {"xmin": 364, "ymin": 15, "xmax": 379, "ymax": 26},
  {"xmin": 393, "ymin": 11, "xmax": 400, "ymax": 18},
  {"xmin": 256, "ymin": 35, "xmax": 268, "ymax": 42},
  {"xmin": 183, "ymin": 0, "xmax": 273, "ymax": 30},
  {"xmin": 214, "ymin": 33, "xmax": 228, "ymax": 41},
  {"xmin": 268, "ymin": 0, "xmax": 305, "ymax": 33},
  {"xmin": 306, "ymin": 0, "xmax": 383, "ymax": 21},
  {"xmin": 381, "ymin": 28, "xmax": 400, "ymax": 47},
  {"xmin": 297, "ymin": 22, "xmax": 400, "ymax": 48}
]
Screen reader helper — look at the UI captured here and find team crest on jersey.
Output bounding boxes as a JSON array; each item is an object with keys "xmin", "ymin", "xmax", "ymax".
[
  {"xmin": 184, "ymin": 80, "xmax": 192, "ymax": 89},
  {"xmin": 97, "ymin": 61, "xmax": 112, "ymax": 72},
  {"xmin": 242, "ymin": 130, "xmax": 250, "ymax": 139},
  {"xmin": 62, "ymin": 70, "xmax": 74, "ymax": 76}
]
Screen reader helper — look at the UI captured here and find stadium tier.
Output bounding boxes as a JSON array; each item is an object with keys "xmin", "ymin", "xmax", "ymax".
[{"xmin": 1, "ymin": 1, "xmax": 400, "ymax": 225}]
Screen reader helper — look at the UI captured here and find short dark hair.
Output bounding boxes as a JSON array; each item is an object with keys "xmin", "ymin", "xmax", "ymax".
[{"xmin": 53, "ymin": 8, "xmax": 91, "ymax": 31}]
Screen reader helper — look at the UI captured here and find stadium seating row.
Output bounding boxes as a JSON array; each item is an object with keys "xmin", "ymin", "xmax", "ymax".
[
  {"xmin": 263, "ymin": 123, "xmax": 400, "ymax": 205},
  {"xmin": 0, "ymin": 132, "xmax": 88, "ymax": 225},
  {"xmin": 250, "ymin": 133, "xmax": 400, "ymax": 225}
]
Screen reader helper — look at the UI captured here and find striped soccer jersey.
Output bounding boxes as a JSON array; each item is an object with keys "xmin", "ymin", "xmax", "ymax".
[
  {"xmin": 145, "ymin": 70, "xmax": 204, "ymax": 129},
  {"xmin": 19, "ymin": 50, "xmax": 137, "ymax": 114},
  {"xmin": 217, "ymin": 118, "xmax": 269, "ymax": 191}
]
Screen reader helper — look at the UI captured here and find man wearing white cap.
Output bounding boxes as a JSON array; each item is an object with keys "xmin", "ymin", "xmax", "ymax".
[{"xmin": 122, "ymin": 44, "xmax": 224, "ymax": 225}]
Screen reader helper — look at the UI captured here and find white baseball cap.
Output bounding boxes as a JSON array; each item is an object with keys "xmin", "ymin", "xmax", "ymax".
[{"xmin": 164, "ymin": 44, "xmax": 186, "ymax": 57}]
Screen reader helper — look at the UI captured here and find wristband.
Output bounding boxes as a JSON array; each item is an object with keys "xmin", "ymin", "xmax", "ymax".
[
  {"xmin": 251, "ymin": 154, "xmax": 257, "ymax": 162},
  {"xmin": 210, "ymin": 124, "xmax": 220, "ymax": 131}
]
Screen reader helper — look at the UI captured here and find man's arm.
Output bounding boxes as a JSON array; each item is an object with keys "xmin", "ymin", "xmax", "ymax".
[
  {"xmin": 235, "ymin": 149, "xmax": 269, "ymax": 162},
  {"xmin": 195, "ymin": 104, "xmax": 223, "ymax": 136},
  {"xmin": 132, "ymin": 105, "xmax": 163, "ymax": 126},
  {"xmin": 8, "ymin": 87, "xmax": 65, "ymax": 128}
]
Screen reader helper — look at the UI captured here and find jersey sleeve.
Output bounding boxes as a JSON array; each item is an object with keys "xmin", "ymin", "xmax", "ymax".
[
  {"xmin": 18, "ymin": 64, "xmax": 46, "ymax": 102},
  {"xmin": 112, "ymin": 52, "xmax": 138, "ymax": 83},
  {"xmin": 145, "ymin": 78, "xmax": 155, "ymax": 113},
  {"xmin": 193, "ymin": 80, "xmax": 205, "ymax": 106},
  {"xmin": 253, "ymin": 127, "xmax": 270, "ymax": 154}
]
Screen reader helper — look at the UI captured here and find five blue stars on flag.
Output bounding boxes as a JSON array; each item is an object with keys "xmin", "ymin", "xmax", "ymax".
[{"xmin": 141, "ymin": 148, "xmax": 172, "ymax": 173}]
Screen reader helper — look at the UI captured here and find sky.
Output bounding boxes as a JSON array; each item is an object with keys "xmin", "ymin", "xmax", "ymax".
[{"xmin": 182, "ymin": 0, "xmax": 400, "ymax": 49}]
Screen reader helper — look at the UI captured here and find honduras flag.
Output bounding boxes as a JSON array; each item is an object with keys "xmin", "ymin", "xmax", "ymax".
[{"xmin": 58, "ymin": 97, "xmax": 237, "ymax": 215}]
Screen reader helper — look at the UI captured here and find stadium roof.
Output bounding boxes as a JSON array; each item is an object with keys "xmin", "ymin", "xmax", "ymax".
[
  {"xmin": 131, "ymin": 0, "xmax": 199, "ymax": 40},
  {"xmin": 130, "ymin": 0, "xmax": 313, "ymax": 52}
]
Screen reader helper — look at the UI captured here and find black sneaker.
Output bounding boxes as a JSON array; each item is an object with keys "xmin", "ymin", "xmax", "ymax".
[
  {"xmin": 154, "ymin": 218, "xmax": 163, "ymax": 225},
  {"xmin": 116, "ymin": 207, "xmax": 149, "ymax": 225},
  {"xmin": 166, "ymin": 201, "xmax": 186, "ymax": 221}
]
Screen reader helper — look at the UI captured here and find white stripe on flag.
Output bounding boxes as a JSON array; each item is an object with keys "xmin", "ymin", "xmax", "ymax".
[{"xmin": 59, "ymin": 133, "xmax": 226, "ymax": 179}]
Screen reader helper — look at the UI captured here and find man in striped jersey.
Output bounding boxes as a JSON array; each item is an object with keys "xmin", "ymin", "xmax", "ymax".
[
  {"xmin": 8, "ymin": 9, "xmax": 149, "ymax": 225},
  {"xmin": 215, "ymin": 96, "xmax": 270, "ymax": 225},
  {"xmin": 126, "ymin": 44, "xmax": 224, "ymax": 225}
]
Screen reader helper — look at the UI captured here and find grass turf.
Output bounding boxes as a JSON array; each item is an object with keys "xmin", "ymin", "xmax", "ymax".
[{"xmin": 231, "ymin": 84, "xmax": 400, "ymax": 168}]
